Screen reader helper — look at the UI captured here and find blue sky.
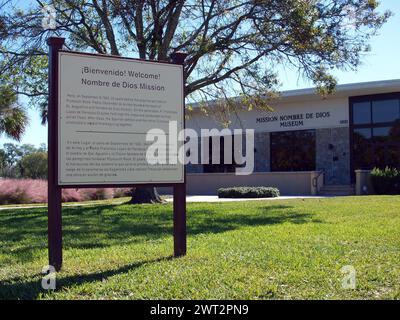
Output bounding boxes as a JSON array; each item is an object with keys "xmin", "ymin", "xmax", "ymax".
[{"xmin": 1, "ymin": 0, "xmax": 400, "ymax": 147}]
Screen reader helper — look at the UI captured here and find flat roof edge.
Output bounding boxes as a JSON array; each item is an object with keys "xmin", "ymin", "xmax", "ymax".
[
  {"xmin": 282, "ymin": 79, "xmax": 400, "ymax": 98},
  {"xmin": 188, "ymin": 79, "xmax": 400, "ymax": 108}
]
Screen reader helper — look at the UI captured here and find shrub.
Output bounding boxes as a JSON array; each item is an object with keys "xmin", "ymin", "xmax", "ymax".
[
  {"xmin": 113, "ymin": 188, "xmax": 132, "ymax": 198},
  {"xmin": 62, "ymin": 189, "xmax": 83, "ymax": 202},
  {"xmin": 0, "ymin": 179, "xmax": 133, "ymax": 205},
  {"xmin": 0, "ymin": 179, "xmax": 47, "ymax": 204},
  {"xmin": 217, "ymin": 186, "xmax": 280, "ymax": 198},
  {"xmin": 75, "ymin": 188, "xmax": 114, "ymax": 201},
  {"xmin": 370, "ymin": 167, "xmax": 400, "ymax": 195}
]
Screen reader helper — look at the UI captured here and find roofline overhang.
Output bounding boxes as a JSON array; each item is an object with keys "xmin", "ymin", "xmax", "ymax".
[{"xmin": 188, "ymin": 79, "xmax": 400, "ymax": 109}]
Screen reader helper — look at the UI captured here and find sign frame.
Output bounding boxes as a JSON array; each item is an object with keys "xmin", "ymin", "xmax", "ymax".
[
  {"xmin": 47, "ymin": 37, "xmax": 187, "ymax": 271},
  {"xmin": 57, "ymin": 50, "xmax": 185, "ymax": 187}
]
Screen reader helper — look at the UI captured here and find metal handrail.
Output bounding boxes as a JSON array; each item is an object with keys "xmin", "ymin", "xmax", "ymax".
[{"xmin": 312, "ymin": 170, "xmax": 325, "ymax": 189}]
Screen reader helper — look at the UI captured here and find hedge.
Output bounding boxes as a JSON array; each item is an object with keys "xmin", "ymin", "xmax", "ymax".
[
  {"xmin": 370, "ymin": 167, "xmax": 400, "ymax": 195},
  {"xmin": 217, "ymin": 186, "xmax": 280, "ymax": 198},
  {"xmin": 0, "ymin": 179, "xmax": 132, "ymax": 205}
]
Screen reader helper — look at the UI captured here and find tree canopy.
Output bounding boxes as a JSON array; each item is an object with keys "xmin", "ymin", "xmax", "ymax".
[
  {"xmin": 0, "ymin": 86, "xmax": 29, "ymax": 140},
  {"xmin": 0, "ymin": 0, "xmax": 391, "ymax": 124},
  {"xmin": 0, "ymin": 0, "xmax": 391, "ymax": 202},
  {"xmin": 0, "ymin": 142, "xmax": 47, "ymax": 178}
]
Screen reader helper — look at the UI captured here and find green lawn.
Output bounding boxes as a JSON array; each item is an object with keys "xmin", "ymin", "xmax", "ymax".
[{"xmin": 0, "ymin": 196, "xmax": 399, "ymax": 300}]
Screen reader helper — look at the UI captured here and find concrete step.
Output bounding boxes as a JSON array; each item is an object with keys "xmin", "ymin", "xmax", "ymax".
[
  {"xmin": 319, "ymin": 191, "xmax": 355, "ymax": 196},
  {"xmin": 321, "ymin": 184, "xmax": 355, "ymax": 190},
  {"xmin": 320, "ymin": 188, "xmax": 355, "ymax": 192},
  {"xmin": 319, "ymin": 184, "xmax": 355, "ymax": 196}
]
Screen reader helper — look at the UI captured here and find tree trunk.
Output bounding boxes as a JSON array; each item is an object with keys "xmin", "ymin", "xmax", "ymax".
[{"xmin": 129, "ymin": 186, "xmax": 164, "ymax": 204}]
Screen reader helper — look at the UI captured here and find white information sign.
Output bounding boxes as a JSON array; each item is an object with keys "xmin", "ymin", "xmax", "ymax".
[{"xmin": 58, "ymin": 51, "xmax": 184, "ymax": 185}]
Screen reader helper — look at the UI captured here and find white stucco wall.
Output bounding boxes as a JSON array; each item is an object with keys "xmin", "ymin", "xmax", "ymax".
[{"xmin": 187, "ymin": 96, "xmax": 349, "ymax": 134}]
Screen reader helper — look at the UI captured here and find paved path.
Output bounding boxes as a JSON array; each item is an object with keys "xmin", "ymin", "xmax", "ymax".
[{"xmin": 165, "ymin": 195, "xmax": 326, "ymax": 203}]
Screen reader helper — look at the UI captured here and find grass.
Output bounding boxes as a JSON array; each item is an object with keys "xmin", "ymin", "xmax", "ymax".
[
  {"xmin": 0, "ymin": 196, "xmax": 399, "ymax": 300},
  {"xmin": 0, "ymin": 197, "xmax": 131, "ymax": 209}
]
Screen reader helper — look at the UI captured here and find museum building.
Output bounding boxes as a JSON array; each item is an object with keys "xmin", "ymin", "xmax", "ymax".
[{"xmin": 182, "ymin": 79, "xmax": 400, "ymax": 196}]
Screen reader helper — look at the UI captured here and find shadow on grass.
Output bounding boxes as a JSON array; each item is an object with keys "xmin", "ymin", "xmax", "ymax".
[
  {"xmin": 0, "ymin": 202, "xmax": 324, "ymax": 299},
  {"xmin": 0, "ymin": 256, "xmax": 173, "ymax": 300},
  {"xmin": 0, "ymin": 202, "xmax": 321, "ymax": 264}
]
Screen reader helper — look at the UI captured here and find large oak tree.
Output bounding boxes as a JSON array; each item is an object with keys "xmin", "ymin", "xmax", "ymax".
[{"xmin": 0, "ymin": 0, "xmax": 391, "ymax": 202}]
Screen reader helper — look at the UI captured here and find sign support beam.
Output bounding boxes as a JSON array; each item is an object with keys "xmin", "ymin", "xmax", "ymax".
[
  {"xmin": 46, "ymin": 39, "xmax": 187, "ymax": 270},
  {"xmin": 47, "ymin": 37, "xmax": 65, "ymax": 271},
  {"xmin": 173, "ymin": 183, "xmax": 187, "ymax": 257},
  {"xmin": 171, "ymin": 52, "xmax": 188, "ymax": 257}
]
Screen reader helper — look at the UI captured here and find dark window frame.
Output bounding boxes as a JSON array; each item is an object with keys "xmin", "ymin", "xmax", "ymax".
[
  {"xmin": 203, "ymin": 135, "xmax": 239, "ymax": 173},
  {"xmin": 270, "ymin": 129, "xmax": 316, "ymax": 172},
  {"xmin": 372, "ymin": 99, "xmax": 400, "ymax": 124},
  {"xmin": 352, "ymin": 101, "xmax": 372, "ymax": 125},
  {"xmin": 349, "ymin": 92, "xmax": 400, "ymax": 181}
]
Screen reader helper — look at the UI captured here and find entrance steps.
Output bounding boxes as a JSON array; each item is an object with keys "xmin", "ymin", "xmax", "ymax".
[{"xmin": 318, "ymin": 184, "xmax": 355, "ymax": 196}]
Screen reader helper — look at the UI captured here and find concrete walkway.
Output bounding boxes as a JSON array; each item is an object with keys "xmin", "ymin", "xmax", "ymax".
[{"xmin": 165, "ymin": 195, "xmax": 326, "ymax": 202}]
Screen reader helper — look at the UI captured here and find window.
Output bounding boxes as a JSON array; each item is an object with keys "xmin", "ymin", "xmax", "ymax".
[
  {"xmin": 353, "ymin": 99, "xmax": 400, "ymax": 125},
  {"xmin": 352, "ymin": 124, "xmax": 400, "ymax": 170},
  {"xmin": 203, "ymin": 135, "xmax": 239, "ymax": 173},
  {"xmin": 354, "ymin": 128, "xmax": 372, "ymax": 140},
  {"xmin": 270, "ymin": 130, "xmax": 316, "ymax": 172},
  {"xmin": 353, "ymin": 102, "xmax": 371, "ymax": 125},
  {"xmin": 386, "ymin": 146, "xmax": 400, "ymax": 168},
  {"xmin": 372, "ymin": 99, "xmax": 399, "ymax": 124},
  {"xmin": 373, "ymin": 127, "xmax": 392, "ymax": 143},
  {"xmin": 351, "ymin": 93, "xmax": 400, "ymax": 172},
  {"xmin": 353, "ymin": 129, "xmax": 373, "ymax": 170}
]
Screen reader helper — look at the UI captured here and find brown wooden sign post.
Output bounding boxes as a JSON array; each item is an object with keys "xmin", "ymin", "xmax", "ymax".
[
  {"xmin": 47, "ymin": 37, "xmax": 64, "ymax": 271},
  {"xmin": 171, "ymin": 52, "xmax": 188, "ymax": 257},
  {"xmin": 47, "ymin": 37, "xmax": 187, "ymax": 271}
]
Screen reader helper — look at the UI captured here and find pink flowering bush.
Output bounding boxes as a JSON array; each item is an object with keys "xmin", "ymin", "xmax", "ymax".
[
  {"xmin": 0, "ymin": 179, "xmax": 132, "ymax": 205},
  {"xmin": 0, "ymin": 179, "xmax": 48, "ymax": 204},
  {"xmin": 114, "ymin": 188, "xmax": 133, "ymax": 198},
  {"xmin": 61, "ymin": 188, "xmax": 83, "ymax": 202}
]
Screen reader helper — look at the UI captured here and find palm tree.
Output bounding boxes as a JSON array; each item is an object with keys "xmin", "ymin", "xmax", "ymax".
[{"xmin": 0, "ymin": 86, "xmax": 29, "ymax": 141}]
